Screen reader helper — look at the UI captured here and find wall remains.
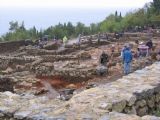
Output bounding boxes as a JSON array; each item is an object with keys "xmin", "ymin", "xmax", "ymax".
[
  {"xmin": 0, "ymin": 40, "xmax": 25, "ymax": 54},
  {"xmin": 0, "ymin": 62, "xmax": 160, "ymax": 119}
]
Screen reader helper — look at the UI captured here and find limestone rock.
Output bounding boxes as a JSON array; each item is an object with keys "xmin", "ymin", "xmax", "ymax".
[
  {"xmin": 135, "ymin": 100, "xmax": 147, "ymax": 108},
  {"xmin": 98, "ymin": 102, "xmax": 112, "ymax": 110},
  {"xmin": 108, "ymin": 112, "xmax": 141, "ymax": 120},
  {"xmin": 142, "ymin": 115, "xmax": 160, "ymax": 120},
  {"xmin": 43, "ymin": 42, "xmax": 60, "ymax": 50},
  {"xmin": 76, "ymin": 51, "xmax": 91, "ymax": 60},
  {"xmin": 112, "ymin": 100, "xmax": 126, "ymax": 112},
  {"xmin": 14, "ymin": 111, "xmax": 31, "ymax": 119},
  {"xmin": 147, "ymin": 96, "xmax": 155, "ymax": 108},
  {"xmin": 124, "ymin": 106, "xmax": 137, "ymax": 114},
  {"xmin": 1, "ymin": 67, "xmax": 13, "ymax": 74},
  {"xmin": 15, "ymin": 65, "xmax": 25, "ymax": 72},
  {"xmin": 96, "ymin": 65, "xmax": 108, "ymax": 76},
  {"xmin": 137, "ymin": 106, "xmax": 148, "ymax": 116},
  {"xmin": 155, "ymin": 94, "xmax": 160, "ymax": 103}
]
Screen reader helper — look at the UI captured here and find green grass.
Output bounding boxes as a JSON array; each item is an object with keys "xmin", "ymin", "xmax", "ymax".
[{"xmin": 153, "ymin": 110, "xmax": 160, "ymax": 117}]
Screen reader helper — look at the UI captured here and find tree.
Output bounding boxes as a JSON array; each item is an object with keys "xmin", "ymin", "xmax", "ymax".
[
  {"xmin": 1, "ymin": 0, "xmax": 160, "ymax": 42},
  {"xmin": 119, "ymin": 12, "xmax": 122, "ymax": 19},
  {"xmin": 66, "ymin": 22, "xmax": 75, "ymax": 36},
  {"xmin": 28, "ymin": 26, "xmax": 39, "ymax": 40},
  {"xmin": 90, "ymin": 23, "xmax": 99, "ymax": 34},
  {"xmin": 9, "ymin": 21, "xmax": 19, "ymax": 32},
  {"xmin": 19, "ymin": 21, "xmax": 26, "ymax": 31},
  {"xmin": 152, "ymin": 0, "xmax": 160, "ymax": 14},
  {"xmin": 75, "ymin": 22, "xmax": 85, "ymax": 35},
  {"xmin": 115, "ymin": 11, "xmax": 118, "ymax": 17}
]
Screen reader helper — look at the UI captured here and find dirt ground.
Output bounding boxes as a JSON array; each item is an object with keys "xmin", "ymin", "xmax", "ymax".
[
  {"xmin": 0, "ymin": 35, "xmax": 160, "ymax": 98},
  {"xmin": 35, "ymin": 39, "xmax": 160, "ymax": 94}
]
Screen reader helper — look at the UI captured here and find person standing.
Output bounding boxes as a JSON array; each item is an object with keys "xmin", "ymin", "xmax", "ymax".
[
  {"xmin": 96, "ymin": 51, "xmax": 109, "ymax": 76},
  {"xmin": 77, "ymin": 34, "xmax": 81, "ymax": 48},
  {"xmin": 77, "ymin": 34, "xmax": 81, "ymax": 44},
  {"xmin": 63, "ymin": 36, "xmax": 68, "ymax": 46},
  {"xmin": 99, "ymin": 51, "xmax": 109, "ymax": 66},
  {"xmin": 120, "ymin": 44, "xmax": 127, "ymax": 58},
  {"xmin": 97, "ymin": 32, "xmax": 101, "ymax": 44},
  {"xmin": 138, "ymin": 42, "xmax": 149, "ymax": 57},
  {"xmin": 122, "ymin": 45, "xmax": 132, "ymax": 75},
  {"xmin": 146, "ymin": 39, "xmax": 153, "ymax": 54}
]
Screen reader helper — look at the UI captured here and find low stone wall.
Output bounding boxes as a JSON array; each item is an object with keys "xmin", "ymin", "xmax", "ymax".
[
  {"xmin": 0, "ymin": 62, "xmax": 160, "ymax": 119},
  {"xmin": 41, "ymin": 52, "xmax": 91, "ymax": 62},
  {"xmin": 81, "ymin": 32, "xmax": 155, "ymax": 40},
  {"xmin": 0, "ymin": 40, "xmax": 25, "ymax": 54},
  {"xmin": 0, "ymin": 77, "xmax": 14, "ymax": 92},
  {"xmin": 18, "ymin": 46, "xmax": 57, "ymax": 56},
  {"xmin": 34, "ymin": 64, "xmax": 95, "ymax": 82},
  {"xmin": 66, "ymin": 62, "xmax": 160, "ymax": 117},
  {"xmin": 0, "ymin": 55, "xmax": 39, "ymax": 70}
]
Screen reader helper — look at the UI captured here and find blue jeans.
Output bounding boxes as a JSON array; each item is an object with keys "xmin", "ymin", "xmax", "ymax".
[{"xmin": 124, "ymin": 62, "xmax": 131, "ymax": 75}]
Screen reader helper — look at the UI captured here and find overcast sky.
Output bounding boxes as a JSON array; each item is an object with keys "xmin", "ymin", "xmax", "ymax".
[
  {"xmin": 0, "ymin": 0, "xmax": 153, "ymax": 35},
  {"xmin": 0, "ymin": 0, "xmax": 152, "ymax": 8}
]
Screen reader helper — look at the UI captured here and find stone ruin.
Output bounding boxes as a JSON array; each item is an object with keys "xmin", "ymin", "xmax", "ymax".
[{"xmin": 0, "ymin": 32, "xmax": 160, "ymax": 119}]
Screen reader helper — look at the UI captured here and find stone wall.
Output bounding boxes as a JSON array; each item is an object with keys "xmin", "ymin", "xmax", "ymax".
[
  {"xmin": 0, "ymin": 62, "xmax": 160, "ymax": 120},
  {"xmin": 81, "ymin": 32, "xmax": 158, "ymax": 42},
  {"xmin": 0, "ymin": 40, "xmax": 25, "ymax": 54},
  {"xmin": 0, "ymin": 55, "xmax": 38, "ymax": 70},
  {"xmin": 33, "ymin": 63, "xmax": 95, "ymax": 82},
  {"xmin": 0, "ymin": 77, "xmax": 14, "ymax": 92},
  {"xmin": 66, "ymin": 62, "xmax": 160, "ymax": 118}
]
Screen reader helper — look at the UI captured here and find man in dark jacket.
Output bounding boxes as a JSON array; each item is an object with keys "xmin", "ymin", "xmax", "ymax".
[
  {"xmin": 146, "ymin": 40, "xmax": 153, "ymax": 50},
  {"xmin": 96, "ymin": 51, "xmax": 109, "ymax": 76},
  {"xmin": 99, "ymin": 51, "xmax": 109, "ymax": 66},
  {"xmin": 122, "ymin": 46, "xmax": 132, "ymax": 75}
]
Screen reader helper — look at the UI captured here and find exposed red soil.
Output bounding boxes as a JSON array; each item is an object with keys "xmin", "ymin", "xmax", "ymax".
[{"xmin": 36, "ymin": 76, "xmax": 85, "ymax": 89}]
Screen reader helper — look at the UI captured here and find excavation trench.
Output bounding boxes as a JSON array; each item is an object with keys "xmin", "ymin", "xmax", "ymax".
[{"xmin": 36, "ymin": 75, "xmax": 85, "ymax": 90}]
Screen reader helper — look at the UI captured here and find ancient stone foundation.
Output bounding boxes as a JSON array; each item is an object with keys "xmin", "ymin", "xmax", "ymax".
[
  {"xmin": 0, "ymin": 77, "xmax": 14, "ymax": 92},
  {"xmin": 0, "ymin": 40, "xmax": 25, "ymax": 54},
  {"xmin": 0, "ymin": 62, "xmax": 160, "ymax": 119}
]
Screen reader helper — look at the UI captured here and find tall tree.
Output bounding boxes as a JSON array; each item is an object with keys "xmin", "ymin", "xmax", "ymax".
[
  {"xmin": 19, "ymin": 21, "xmax": 25, "ymax": 31},
  {"xmin": 66, "ymin": 22, "xmax": 75, "ymax": 36},
  {"xmin": 9, "ymin": 21, "xmax": 19, "ymax": 32},
  {"xmin": 115, "ymin": 11, "xmax": 118, "ymax": 17},
  {"xmin": 119, "ymin": 12, "xmax": 122, "ymax": 18},
  {"xmin": 152, "ymin": 0, "xmax": 160, "ymax": 14}
]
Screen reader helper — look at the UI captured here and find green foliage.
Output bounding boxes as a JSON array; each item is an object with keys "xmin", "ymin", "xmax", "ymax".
[
  {"xmin": 153, "ymin": 109, "xmax": 160, "ymax": 117},
  {"xmin": 100, "ymin": 13, "xmax": 123, "ymax": 32},
  {"xmin": 152, "ymin": 0, "xmax": 160, "ymax": 15},
  {"xmin": 0, "ymin": 0, "xmax": 160, "ymax": 41},
  {"xmin": 90, "ymin": 23, "xmax": 100, "ymax": 34}
]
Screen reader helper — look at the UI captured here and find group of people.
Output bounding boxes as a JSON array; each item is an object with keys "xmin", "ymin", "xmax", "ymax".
[
  {"xmin": 135, "ymin": 39, "xmax": 153, "ymax": 58},
  {"xmin": 99, "ymin": 43, "xmax": 132, "ymax": 75},
  {"xmin": 98, "ymin": 37, "xmax": 160, "ymax": 76},
  {"xmin": 99, "ymin": 40, "xmax": 154, "ymax": 76}
]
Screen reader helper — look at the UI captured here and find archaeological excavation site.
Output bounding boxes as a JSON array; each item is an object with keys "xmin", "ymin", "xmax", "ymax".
[{"xmin": 0, "ymin": 32, "xmax": 160, "ymax": 120}]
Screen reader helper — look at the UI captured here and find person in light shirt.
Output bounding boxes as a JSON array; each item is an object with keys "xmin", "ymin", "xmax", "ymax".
[{"xmin": 138, "ymin": 42, "xmax": 149, "ymax": 57}]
